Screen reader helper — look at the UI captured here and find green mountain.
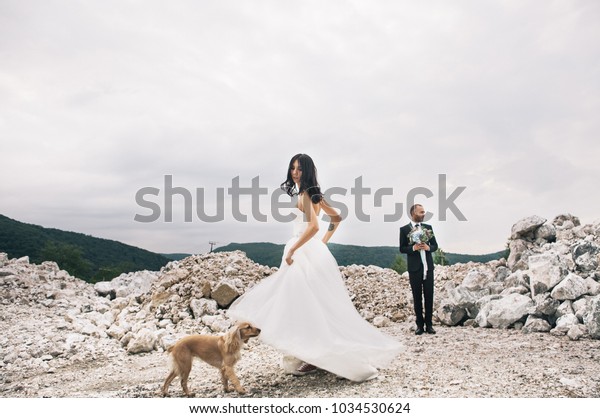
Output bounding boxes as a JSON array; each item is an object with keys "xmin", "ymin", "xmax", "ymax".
[
  {"xmin": 0, "ymin": 214, "xmax": 170, "ymax": 283},
  {"xmin": 214, "ymin": 242, "xmax": 505, "ymax": 269},
  {"xmin": 161, "ymin": 253, "xmax": 193, "ymax": 261}
]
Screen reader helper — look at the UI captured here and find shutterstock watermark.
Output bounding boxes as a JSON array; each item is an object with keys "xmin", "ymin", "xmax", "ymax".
[{"xmin": 134, "ymin": 174, "xmax": 467, "ymax": 223}]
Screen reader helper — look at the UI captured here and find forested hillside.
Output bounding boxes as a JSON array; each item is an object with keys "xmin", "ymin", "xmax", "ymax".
[
  {"xmin": 0, "ymin": 214, "xmax": 169, "ymax": 282},
  {"xmin": 215, "ymin": 242, "xmax": 505, "ymax": 268}
]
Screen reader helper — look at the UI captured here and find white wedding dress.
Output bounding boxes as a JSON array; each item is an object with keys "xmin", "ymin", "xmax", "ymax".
[{"xmin": 228, "ymin": 208, "xmax": 402, "ymax": 382}]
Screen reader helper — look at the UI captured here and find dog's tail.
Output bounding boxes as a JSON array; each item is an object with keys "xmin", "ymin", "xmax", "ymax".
[{"xmin": 165, "ymin": 345, "xmax": 182, "ymax": 376}]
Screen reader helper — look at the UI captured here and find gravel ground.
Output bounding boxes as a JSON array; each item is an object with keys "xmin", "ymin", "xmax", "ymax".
[{"xmin": 3, "ymin": 322, "xmax": 600, "ymax": 398}]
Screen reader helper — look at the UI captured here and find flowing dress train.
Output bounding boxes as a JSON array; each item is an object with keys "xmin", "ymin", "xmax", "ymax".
[{"xmin": 228, "ymin": 209, "xmax": 402, "ymax": 382}]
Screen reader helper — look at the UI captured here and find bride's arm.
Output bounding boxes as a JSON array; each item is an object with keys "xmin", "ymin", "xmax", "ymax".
[
  {"xmin": 285, "ymin": 193, "xmax": 319, "ymax": 265},
  {"xmin": 320, "ymin": 198, "xmax": 342, "ymax": 244}
]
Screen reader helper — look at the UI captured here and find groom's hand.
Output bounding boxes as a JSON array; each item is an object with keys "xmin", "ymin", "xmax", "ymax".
[{"xmin": 414, "ymin": 243, "xmax": 430, "ymax": 251}]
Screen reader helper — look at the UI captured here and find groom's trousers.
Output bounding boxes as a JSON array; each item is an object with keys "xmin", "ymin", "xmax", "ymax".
[{"xmin": 408, "ymin": 267, "xmax": 434, "ymax": 329}]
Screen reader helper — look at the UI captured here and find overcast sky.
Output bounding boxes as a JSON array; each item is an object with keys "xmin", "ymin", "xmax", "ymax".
[{"xmin": 1, "ymin": 0, "xmax": 599, "ymax": 257}]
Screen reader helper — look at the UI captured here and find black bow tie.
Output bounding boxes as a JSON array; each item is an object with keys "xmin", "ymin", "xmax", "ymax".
[{"xmin": 415, "ymin": 223, "xmax": 421, "ymax": 227}]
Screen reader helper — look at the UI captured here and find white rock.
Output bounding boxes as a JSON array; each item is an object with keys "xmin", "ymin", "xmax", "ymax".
[
  {"xmin": 522, "ymin": 316, "xmax": 552, "ymax": 333},
  {"xmin": 211, "ymin": 281, "xmax": 240, "ymax": 307},
  {"xmin": 531, "ymin": 293, "xmax": 559, "ymax": 316},
  {"xmin": 535, "ymin": 223, "xmax": 556, "ymax": 242},
  {"xmin": 94, "ymin": 281, "xmax": 114, "ymax": 298},
  {"xmin": 504, "ymin": 270, "xmax": 530, "ymax": 289},
  {"xmin": 551, "ymin": 273, "xmax": 588, "ymax": 301},
  {"xmin": 567, "ymin": 324, "xmax": 587, "ymax": 341},
  {"xmin": 555, "ymin": 300, "xmax": 574, "ymax": 318},
  {"xmin": 585, "ymin": 278, "xmax": 600, "ymax": 296},
  {"xmin": 511, "ymin": 215, "xmax": 546, "ymax": 239},
  {"xmin": 462, "ymin": 269, "xmax": 493, "ymax": 291},
  {"xmin": 555, "ymin": 314, "xmax": 580, "ymax": 333},
  {"xmin": 106, "ymin": 324, "xmax": 127, "ymax": 340},
  {"xmin": 528, "ymin": 253, "xmax": 569, "ymax": 296},
  {"xmin": 202, "ymin": 315, "xmax": 218, "ymax": 326},
  {"xmin": 553, "ymin": 213, "xmax": 580, "ymax": 228},
  {"xmin": 560, "ymin": 377, "xmax": 583, "ymax": 389},
  {"xmin": 507, "ymin": 239, "xmax": 528, "ymax": 270},
  {"xmin": 573, "ymin": 298, "xmax": 589, "ymax": 321},
  {"xmin": 209, "ymin": 318, "xmax": 231, "ymax": 333},
  {"xmin": 476, "ymin": 294, "xmax": 534, "ymax": 329},
  {"xmin": 190, "ymin": 298, "xmax": 218, "ymax": 319},
  {"xmin": 584, "ymin": 295, "xmax": 600, "ymax": 339},
  {"xmin": 373, "ymin": 316, "xmax": 390, "ymax": 327},
  {"xmin": 437, "ymin": 301, "xmax": 467, "ymax": 326},
  {"xmin": 65, "ymin": 333, "xmax": 86, "ymax": 347},
  {"xmin": 447, "ymin": 286, "xmax": 490, "ymax": 312},
  {"xmin": 127, "ymin": 329, "xmax": 157, "ymax": 354}
]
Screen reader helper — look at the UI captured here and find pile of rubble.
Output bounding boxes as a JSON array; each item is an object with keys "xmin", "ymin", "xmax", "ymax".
[
  {"xmin": 3, "ymin": 211, "xmax": 599, "ymax": 387},
  {"xmin": 0, "ymin": 254, "xmax": 120, "ymax": 379},
  {"xmin": 100, "ymin": 251, "xmax": 416, "ymax": 355},
  {"xmin": 435, "ymin": 214, "xmax": 600, "ymax": 340},
  {"xmin": 97, "ymin": 251, "xmax": 276, "ymax": 354},
  {"xmin": 341, "ymin": 264, "xmax": 412, "ymax": 324}
]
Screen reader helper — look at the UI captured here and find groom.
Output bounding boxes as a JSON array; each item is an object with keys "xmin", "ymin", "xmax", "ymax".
[{"xmin": 399, "ymin": 204, "xmax": 439, "ymax": 335}]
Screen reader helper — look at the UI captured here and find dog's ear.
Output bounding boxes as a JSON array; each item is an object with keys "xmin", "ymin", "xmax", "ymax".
[
  {"xmin": 224, "ymin": 325, "xmax": 242, "ymax": 354},
  {"xmin": 240, "ymin": 326, "xmax": 250, "ymax": 343}
]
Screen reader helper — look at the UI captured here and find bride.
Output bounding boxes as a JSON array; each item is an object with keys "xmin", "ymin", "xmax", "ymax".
[{"xmin": 227, "ymin": 153, "xmax": 402, "ymax": 382}]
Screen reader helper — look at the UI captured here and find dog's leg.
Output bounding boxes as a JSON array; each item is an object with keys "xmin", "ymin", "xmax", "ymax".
[
  {"xmin": 162, "ymin": 371, "xmax": 177, "ymax": 396},
  {"xmin": 180, "ymin": 370, "xmax": 193, "ymax": 397},
  {"xmin": 179, "ymin": 353, "xmax": 194, "ymax": 397},
  {"xmin": 223, "ymin": 366, "xmax": 246, "ymax": 394},
  {"xmin": 220, "ymin": 367, "xmax": 232, "ymax": 392}
]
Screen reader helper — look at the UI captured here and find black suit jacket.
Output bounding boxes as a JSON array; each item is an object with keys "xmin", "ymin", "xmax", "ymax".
[{"xmin": 399, "ymin": 223, "xmax": 439, "ymax": 272}]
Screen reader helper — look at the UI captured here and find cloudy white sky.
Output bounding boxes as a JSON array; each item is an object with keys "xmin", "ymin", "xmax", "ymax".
[{"xmin": 1, "ymin": 0, "xmax": 599, "ymax": 257}]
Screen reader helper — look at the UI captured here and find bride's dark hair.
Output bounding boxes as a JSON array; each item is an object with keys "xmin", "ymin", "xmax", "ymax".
[{"xmin": 281, "ymin": 153, "xmax": 323, "ymax": 204}]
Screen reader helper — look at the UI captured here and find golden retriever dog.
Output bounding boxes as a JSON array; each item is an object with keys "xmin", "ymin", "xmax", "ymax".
[{"xmin": 161, "ymin": 322, "xmax": 261, "ymax": 397}]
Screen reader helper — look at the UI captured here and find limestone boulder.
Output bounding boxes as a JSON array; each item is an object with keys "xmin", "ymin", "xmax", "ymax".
[
  {"xmin": 127, "ymin": 329, "xmax": 157, "ymax": 354},
  {"xmin": 550, "ymin": 273, "xmax": 588, "ymax": 301},
  {"xmin": 554, "ymin": 314, "xmax": 580, "ymax": 335},
  {"xmin": 190, "ymin": 298, "xmax": 218, "ymax": 319},
  {"xmin": 528, "ymin": 253, "xmax": 569, "ymax": 296},
  {"xmin": 530, "ymin": 292, "xmax": 559, "ymax": 316},
  {"xmin": 462, "ymin": 269, "xmax": 493, "ymax": 291},
  {"xmin": 535, "ymin": 223, "xmax": 557, "ymax": 242},
  {"xmin": 476, "ymin": 294, "xmax": 534, "ymax": 329},
  {"xmin": 585, "ymin": 278, "xmax": 600, "ymax": 296},
  {"xmin": 211, "ymin": 281, "xmax": 241, "ymax": 308},
  {"xmin": 584, "ymin": 295, "xmax": 600, "ymax": 339},
  {"xmin": 437, "ymin": 301, "xmax": 467, "ymax": 326},
  {"xmin": 567, "ymin": 324, "xmax": 588, "ymax": 341},
  {"xmin": 507, "ymin": 239, "xmax": 529, "ymax": 271},
  {"xmin": 553, "ymin": 213, "xmax": 581, "ymax": 228},
  {"xmin": 511, "ymin": 215, "xmax": 547, "ymax": 240},
  {"xmin": 522, "ymin": 316, "xmax": 552, "ymax": 333},
  {"xmin": 373, "ymin": 316, "xmax": 391, "ymax": 328}
]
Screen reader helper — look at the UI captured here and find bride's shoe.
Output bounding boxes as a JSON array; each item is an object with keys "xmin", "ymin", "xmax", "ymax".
[{"xmin": 293, "ymin": 362, "xmax": 318, "ymax": 376}]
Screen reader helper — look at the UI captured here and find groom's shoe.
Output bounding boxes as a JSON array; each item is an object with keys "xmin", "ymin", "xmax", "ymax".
[
  {"xmin": 426, "ymin": 326, "xmax": 436, "ymax": 335},
  {"xmin": 415, "ymin": 327, "xmax": 424, "ymax": 335}
]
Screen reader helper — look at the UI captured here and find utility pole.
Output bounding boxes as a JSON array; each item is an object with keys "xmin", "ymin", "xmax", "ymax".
[{"xmin": 209, "ymin": 241, "xmax": 218, "ymax": 252}]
